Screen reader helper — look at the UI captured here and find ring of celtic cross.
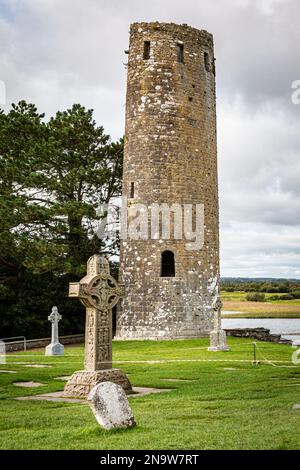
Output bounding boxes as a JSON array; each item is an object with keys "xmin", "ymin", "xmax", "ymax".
[{"xmin": 80, "ymin": 274, "xmax": 124, "ymax": 310}]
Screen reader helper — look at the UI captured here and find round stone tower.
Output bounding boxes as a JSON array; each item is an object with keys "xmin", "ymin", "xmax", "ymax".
[{"xmin": 116, "ymin": 22, "xmax": 220, "ymax": 339}]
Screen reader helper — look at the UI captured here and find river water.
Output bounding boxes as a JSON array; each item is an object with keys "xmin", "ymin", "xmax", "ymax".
[{"xmin": 221, "ymin": 316, "xmax": 300, "ymax": 345}]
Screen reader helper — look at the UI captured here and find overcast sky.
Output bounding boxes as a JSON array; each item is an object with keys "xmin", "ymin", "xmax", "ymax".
[{"xmin": 0, "ymin": 0, "xmax": 299, "ymax": 278}]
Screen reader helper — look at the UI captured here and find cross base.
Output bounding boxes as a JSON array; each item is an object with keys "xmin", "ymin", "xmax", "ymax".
[
  {"xmin": 45, "ymin": 342, "xmax": 64, "ymax": 356},
  {"xmin": 208, "ymin": 345, "xmax": 231, "ymax": 352},
  {"xmin": 63, "ymin": 369, "xmax": 133, "ymax": 398},
  {"xmin": 208, "ymin": 329, "xmax": 231, "ymax": 352}
]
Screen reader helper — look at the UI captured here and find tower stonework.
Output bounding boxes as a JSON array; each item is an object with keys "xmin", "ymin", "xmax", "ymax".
[{"xmin": 116, "ymin": 22, "xmax": 220, "ymax": 339}]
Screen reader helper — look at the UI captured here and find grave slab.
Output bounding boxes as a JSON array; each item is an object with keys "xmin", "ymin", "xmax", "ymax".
[
  {"xmin": 14, "ymin": 386, "xmax": 174, "ymax": 403},
  {"xmin": 13, "ymin": 381, "xmax": 45, "ymax": 388},
  {"xmin": 15, "ymin": 392, "xmax": 85, "ymax": 403},
  {"xmin": 54, "ymin": 376, "xmax": 71, "ymax": 381},
  {"xmin": 24, "ymin": 364, "xmax": 52, "ymax": 368},
  {"xmin": 160, "ymin": 378, "xmax": 194, "ymax": 382}
]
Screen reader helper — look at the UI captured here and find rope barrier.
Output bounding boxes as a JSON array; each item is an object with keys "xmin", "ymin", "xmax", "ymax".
[
  {"xmin": 3, "ymin": 340, "xmax": 263, "ymax": 358},
  {"xmin": 254, "ymin": 342, "xmax": 300, "ymax": 368},
  {"xmin": 2, "ymin": 341, "xmax": 298, "ymax": 367}
]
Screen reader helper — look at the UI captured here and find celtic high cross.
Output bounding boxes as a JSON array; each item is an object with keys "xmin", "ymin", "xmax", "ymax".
[{"xmin": 69, "ymin": 255, "xmax": 124, "ymax": 371}]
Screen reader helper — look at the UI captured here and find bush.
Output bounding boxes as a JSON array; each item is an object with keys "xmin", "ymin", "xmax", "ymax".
[
  {"xmin": 292, "ymin": 290, "xmax": 300, "ymax": 299},
  {"xmin": 278, "ymin": 294, "xmax": 294, "ymax": 300},
  {"xmin": 269, "ymin": 294, "xmax": 294, "ymax": 301},
  {"xmin": 246, "ymin": 292, "xmax": 265, "ymax": 302}
]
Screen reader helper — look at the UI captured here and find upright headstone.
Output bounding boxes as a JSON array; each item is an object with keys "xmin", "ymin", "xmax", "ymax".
[
  {"xmin": 0, "ymin": 340, "xmax": 6, "ymax": 364},
  {"xmin": 88, "ymin": 382, "xmax": 136, "ymax": 430},
  {"xmin": 45, "ymin": 307, "xmax": 64, "ymax": 356},
  {"xmin": 64, "ymin": 255, "xmax": 132, "ymax": 398},
  {"xmin": 208, "ymin": 296, "xmax": 230, "ymax": 352}
]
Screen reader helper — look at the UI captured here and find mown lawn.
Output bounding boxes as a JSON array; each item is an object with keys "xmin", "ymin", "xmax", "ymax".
[{"xmin": 0, "ymin": 338, "xmax": 300, "ymax": 450}]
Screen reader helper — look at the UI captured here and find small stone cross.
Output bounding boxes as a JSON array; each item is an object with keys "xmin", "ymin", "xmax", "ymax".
[
  {"xmin": 45, "ymin": 306, "xmax": 64, "ymax": 356},
  {"xmin": 48, "ymin": 307, "xmax": 62, "ymax": 341},
  {"xmin": 69, "ymin": 255, "xmax": 124, "ymax": 372}
]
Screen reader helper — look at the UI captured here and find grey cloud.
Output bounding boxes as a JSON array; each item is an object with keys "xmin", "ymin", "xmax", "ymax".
[
  {"xmin": 220, "ymin": 222, "xmax": 300, "ymax": 277},
  {"xmin": 0, "ymin": 0, "xmax": 299, "ymax": 277}
]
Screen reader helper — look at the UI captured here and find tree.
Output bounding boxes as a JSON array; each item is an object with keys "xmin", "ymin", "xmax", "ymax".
[
  {"xmin": 0, "ymin": 101, "xmax": 123, "ymax": 338},
  {"xmin": 246, "ymin": 293, "xmax": 265, "ymax": 302}
]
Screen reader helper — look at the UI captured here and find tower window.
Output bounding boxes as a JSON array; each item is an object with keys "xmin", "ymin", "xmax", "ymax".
[
  {"xmin": 130, "ymin": 182, "xmax": 135, "ymax": 199},
  {"xmin": 161, "ymin": 250, "xmax": 175, "ymax": 277},
  {"xmin": 143, "ymin": 41, "xmax": 150, "ymax": 60},
  {"xmin": 176, "ymin": 42, "xmax": 184, "ymax": 63},
  {"xmin": 204, "ymin": 52, "xmax": 210, "ymax": 72}
]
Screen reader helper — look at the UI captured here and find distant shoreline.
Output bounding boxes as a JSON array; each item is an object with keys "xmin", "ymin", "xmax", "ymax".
[{"xmin": 222, "ymin": 312, "xmax": 300, "ymax": 319}]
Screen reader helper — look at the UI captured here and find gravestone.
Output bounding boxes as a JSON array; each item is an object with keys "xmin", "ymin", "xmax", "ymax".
[
  {"xmin": 64, "ymin": 255, "xmax": 132, "ymax": 398},
  {"xmin": 88, "ymin": 382, "xmax": 136, "ymax": 430},
  {"xmin": 45, "ymin": 307, "xmax": 64, "ymax": 356},
  {"xmin": 208, "ymin": 296, "xmax": 230, "ymax": 351},
  {"xmin": 0, "ymin": 340, "xmax": 6, "ymax": 364}
]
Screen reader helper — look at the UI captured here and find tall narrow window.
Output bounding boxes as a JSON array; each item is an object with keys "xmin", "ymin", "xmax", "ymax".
[
  {"xmin": 130, "ymin": 182, "xmax": 135, "ymax": 199},
  {"xmin": 161, "ymin": 250, "xmax": 175, "ymax": 277},
  {"xmin": 176, "ymin": 42, "xmax": 184, "ymax": 63},
  {"xmin": 204, "ymin": 52, "xmax": 210, "ymax": 72},
  {"xmin": 143, "ymin": 41, "xmax": 150, "ymax": 60}
]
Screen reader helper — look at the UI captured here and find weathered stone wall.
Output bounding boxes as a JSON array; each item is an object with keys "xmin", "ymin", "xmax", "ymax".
[
  {"xmin": 225, "ymin": 328, "xmax": 292, "ymax": 345},
  {"xmin": 117, "ymin": 22, "xmax": 219, "ymax": 339},
  {"xmin": 4, "ymin": 334, "xmax": 85, "ymax": 352}
]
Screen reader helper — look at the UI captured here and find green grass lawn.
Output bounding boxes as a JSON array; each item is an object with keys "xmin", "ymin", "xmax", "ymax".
[{"xmin": 1, "ymin": 338, "xmax": 300, "ymax": 450}]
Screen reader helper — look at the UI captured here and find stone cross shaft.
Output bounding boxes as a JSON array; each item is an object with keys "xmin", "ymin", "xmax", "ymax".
[
  {"xmin": 212, "ymin": 296, "xmax": 222, "ymax": 331},
  {"xmin": 48, "ymin": 306, "xmax": 62, "ymax": 345},
  {"xmin": 69, "ymin": 255, "xmax": 124, "ymax": 372},
  {"xmin": 208, "ymin": 294, "xmax": 230, "ymax": 352}
]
